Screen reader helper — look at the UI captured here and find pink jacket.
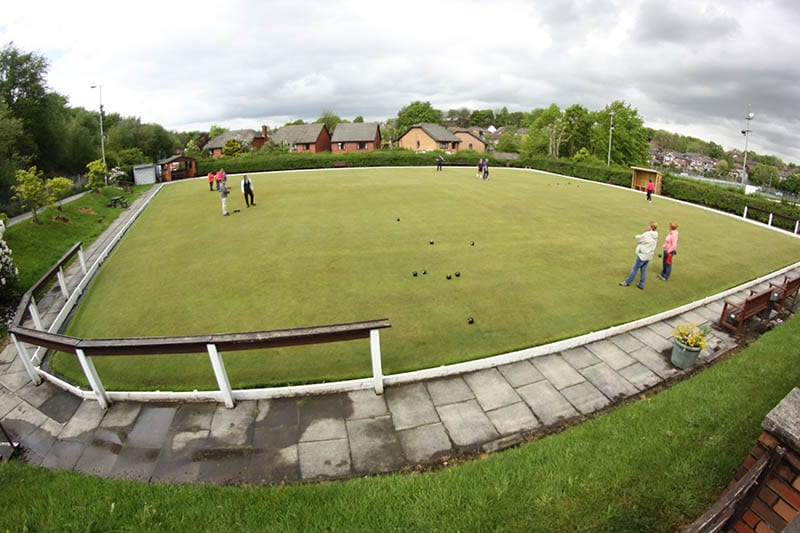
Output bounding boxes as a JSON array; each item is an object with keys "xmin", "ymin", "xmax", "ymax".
[{"xmin": 663, "ymin": 230, "xmax": 679, "ymax": 253}]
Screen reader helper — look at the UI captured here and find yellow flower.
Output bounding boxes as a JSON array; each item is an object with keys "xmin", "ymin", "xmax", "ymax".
[{"xmin": 672, "ymin": 323, "xmax": 709, "ymax": 350}]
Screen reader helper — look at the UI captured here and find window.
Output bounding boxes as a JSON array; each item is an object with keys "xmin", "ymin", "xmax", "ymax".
[
  {"xmin": 338, "ymin": 142, "xmax": 345, "ymax": 150},
  {"xmin": 358, "ymin": 142, "xmax": 368, "ymax": 150},
  {"xmin": 439, "ymin": 142, "xmax": 448, "ymax": 149},
  {"xmin": 303, "ymin": 143, "xmax": 311, "ymax": 150}
]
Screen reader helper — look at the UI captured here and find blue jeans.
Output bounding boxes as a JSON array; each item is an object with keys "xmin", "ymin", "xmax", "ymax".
[
  {"xmin": 660, "ymin": 253, "xmax": 673, "ymax": 280},
  {"xmin": 624, "ymin": 256, "xmax": 649, "ymax": 288}
]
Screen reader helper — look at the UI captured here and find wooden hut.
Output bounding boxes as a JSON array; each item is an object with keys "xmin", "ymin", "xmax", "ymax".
[{"xmin": 631, "ymin": 167, "xmax": 663, "ymax": 195}]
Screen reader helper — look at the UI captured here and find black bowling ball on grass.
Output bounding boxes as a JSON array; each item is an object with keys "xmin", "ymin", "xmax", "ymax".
[{"xmin": 467, "ymin": 317, "xmax": 474, "ymax": 324}]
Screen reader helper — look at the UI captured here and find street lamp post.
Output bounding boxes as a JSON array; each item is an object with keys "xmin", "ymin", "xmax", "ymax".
[
  {"xmin": 607, "ymin": 111, "xmax": 615, "ymax": 166},
  {"xmin": 740, "ymin": 105, "xmax": 754, "ymax": 184},
  {"xmin": 90, "ymin": 84, "xmax": 107, "ymax": 185}
]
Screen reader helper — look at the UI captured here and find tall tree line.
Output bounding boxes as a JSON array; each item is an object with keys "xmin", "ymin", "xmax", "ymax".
[{"xmin": 0, "ymin": 43, "xmax": 181, "ymax": 211}]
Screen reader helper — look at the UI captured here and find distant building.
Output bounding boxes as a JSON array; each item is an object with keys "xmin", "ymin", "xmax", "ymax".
[
  {"xmin": 397, "ymin": 123, "xmax": 460, "ymax": 153},
  {"xmin": 205, "ymin": 126, "xmax": 268, "ymax": 159},
  {"xmin": 452, "ymin": 129, "xmax": 486, "ymax": 152},
  {"xmin": 270, "ymin": 123, "xmax": 332, "ymax": 153},
  {"xmin": 331, "ymin": 122, "xmax": 382, "ymax": 153}
]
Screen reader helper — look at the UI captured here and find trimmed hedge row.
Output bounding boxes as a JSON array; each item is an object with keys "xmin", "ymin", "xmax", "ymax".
[
  {"xmin": 196, "ymin": 151, "xmax": 800, "ymax": 232},
  {"xmin": 196, "ymin": 150, "xmax": 491, "ymax": 175}
]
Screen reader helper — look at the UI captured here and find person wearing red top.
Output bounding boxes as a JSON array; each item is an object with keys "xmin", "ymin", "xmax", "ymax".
[
  {"xmin": 646, "ymin": 179, "xmax": 655, "ymax": 202},
  {"xmin": 207, "ymin": 172, "xmax": 215, "ymax": 191},
  {"xmin": 659, "ymin": 222, "xmax": 679, "ymax": 281}
]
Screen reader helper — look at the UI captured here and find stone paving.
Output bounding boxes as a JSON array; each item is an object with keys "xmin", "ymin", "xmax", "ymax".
[{"xmin": 0, "ymin": 185, "xmax": 794, "ymax": 485}]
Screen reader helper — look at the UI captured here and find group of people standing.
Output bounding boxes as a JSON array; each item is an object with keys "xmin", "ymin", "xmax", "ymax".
[
  {"xmin": 476, "ymin": 158, "xmax": 489, "ymax": 180},
  {"xmin": 207, "ymin": 169, "xmax": 255, "ymax": 216},
  {"xmin": 619, "ymin": 220, "xmax": 680, "ymax": 289}
]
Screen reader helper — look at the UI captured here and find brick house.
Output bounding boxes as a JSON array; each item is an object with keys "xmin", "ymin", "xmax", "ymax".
[
  {"xmin": 331, "ymin": 122, "xmax": 382, "ymax": 153},
  {"xmin": 270, "ymin": 123, "xmax": 332, "ymax": 153},
  {"xmin": 397, "ymin": 123, "xmax": 460, "ymax": 153},
  {"xmin": 205, "ymin": 126, "xmax": 268, "ymax": 159},
  {"xmin": 453, "ymin": 129, "xmax": 487, "ymax": 152}
]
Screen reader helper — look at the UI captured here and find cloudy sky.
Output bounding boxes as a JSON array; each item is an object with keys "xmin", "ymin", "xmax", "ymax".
[{"xmin": 3, "ymin": 0, "xmax": 799, "ymax": 163}]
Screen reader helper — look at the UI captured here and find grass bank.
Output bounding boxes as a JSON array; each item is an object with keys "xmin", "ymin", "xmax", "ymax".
[{"xmin": 3, "ymin": 314, "xmax": 800, "ymax": 531}]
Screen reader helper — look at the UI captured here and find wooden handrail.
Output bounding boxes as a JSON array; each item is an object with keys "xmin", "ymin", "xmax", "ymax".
[{"xmin": 10, "ymin": 318, "xmax": 391, "ymax": 357}]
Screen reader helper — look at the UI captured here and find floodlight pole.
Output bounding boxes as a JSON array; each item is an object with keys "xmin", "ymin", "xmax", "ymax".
[
  {"xmin": 91, "ymin": 84, "xmax": 107, "ymax": 185},
  {"xmin": 607, "ymin": 111, "xmax": 615, "ymax": 166},
  {"xmin": 741, "ymin": 105, "xmax": 754, "ymax": 184}
]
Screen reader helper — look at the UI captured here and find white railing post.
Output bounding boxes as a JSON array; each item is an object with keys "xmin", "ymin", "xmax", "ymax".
[
  {"xmin": 78, "ymin": 246, "xmax": 88, "ymax": 275},
  {"xmin": 10, "ymin": 334, "xmax": 42, "ymax": 385},
  {"xmin": 795, "ymin": 220, "xmax": 799, "ymax": 234},
  {"xmin": 28, "ymin": 296, "xmax": 44, "ymax": 331},
  {"xmin": 768, "ymin": 213, "xmax": 774, "ymax": 226},
  {"xmin": 56, "ymin": 267, "xmax": 69, "ymax": 299},
  {"xmin": 75, "ymin": 348, "xmax": 109, "ymax": 409},
  {"xmin": 743, "ymin": 206, "xmax": 748, "ymax": 219},
  {"xmin": 370, "ymin": 329, "xmax": 384, "ymax": 394},
  {"xmin": 207, "ymin": 344, "xmax": 234, "ymax": 408}
]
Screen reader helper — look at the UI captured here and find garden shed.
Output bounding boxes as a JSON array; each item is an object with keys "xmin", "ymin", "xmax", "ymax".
[
  {"xmin": 133, "ymin": 164, "xmax": 157, "ymax": 185},
  {"xmin": 631, "ymin": 166, "xmax": 663, "ymax": 195}
]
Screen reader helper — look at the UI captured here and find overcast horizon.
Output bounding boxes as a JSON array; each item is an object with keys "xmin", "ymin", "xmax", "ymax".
[{"xmin": 3, "ymin": 0, "xmax": 798, "ymax": 163}]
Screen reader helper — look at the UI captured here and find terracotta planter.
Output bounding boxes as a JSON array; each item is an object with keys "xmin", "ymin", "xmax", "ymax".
[{"xmin": 671, "ymin": 340, "xmax": 701, "ymax": 370}]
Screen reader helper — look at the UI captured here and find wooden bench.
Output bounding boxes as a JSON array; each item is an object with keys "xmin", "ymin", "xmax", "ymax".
[
  {"xmin": 107, "ymin": 196, "xmax": 128, "ymax": 208},
  {"xmin": 770, "ymin": 275, "xmax": 800, "ymax": 313},
  {"xmin": 718, "ymin": 286, "xmax": 783, "ymax": 334},
  {"xmin": 332, "ymin": 161, "xmax": 347, "ymax": 168}
]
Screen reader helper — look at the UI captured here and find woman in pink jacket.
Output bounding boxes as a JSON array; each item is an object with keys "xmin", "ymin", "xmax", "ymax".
[{"xmin": 659, "ymin": 222, "xmax": 679, "ymax": 281}]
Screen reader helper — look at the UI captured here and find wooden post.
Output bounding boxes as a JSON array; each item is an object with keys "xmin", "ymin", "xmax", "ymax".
[
  {"xmin": 77, "ymin": 246, "xmax": 88, "ymax": 275},
  {"xmin": 10, "ymin": 334, "xmax": 42, "ymax": 385},
  {"xmin": 370, "ymin": 329, "xmax": 384, "ymax": 394},
  {"xmin": 75, "ymin": 348, "xmax": 109, "ymax": 409},
  {"xmin": 28, "ymin": 296, "xmax": 44, "ymax": 331},
  {"xmin": 207, "ymin": 344, "xmax": 235, "ymax": 408},
  {"xmin": 56, "ymin": 266, "xmax": 69, "ymax": 299}
]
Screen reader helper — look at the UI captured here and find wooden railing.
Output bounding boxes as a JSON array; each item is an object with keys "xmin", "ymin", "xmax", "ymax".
[
  {"xmin": 743, "ymin": 206, "xmax": 800, "ymax": 234},
  {"xmin": 9, "ymin": 241, "xmax": 390, "ymax": 410}
]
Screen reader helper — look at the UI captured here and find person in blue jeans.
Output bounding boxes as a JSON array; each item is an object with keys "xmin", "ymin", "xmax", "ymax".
[{"xmin": 620, "ymin": 221, "xmax": 659, "ymax": 289}]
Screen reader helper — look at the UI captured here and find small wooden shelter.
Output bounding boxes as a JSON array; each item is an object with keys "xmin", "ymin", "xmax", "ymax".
[{"xmin": 631, "ymin": 167, "xmax": 663, "ymax": 195}]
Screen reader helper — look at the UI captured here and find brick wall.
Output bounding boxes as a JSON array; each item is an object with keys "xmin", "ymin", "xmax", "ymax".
[{"xmin": 726, "ymin": 431, "xmax": 800, "ymax": 531}]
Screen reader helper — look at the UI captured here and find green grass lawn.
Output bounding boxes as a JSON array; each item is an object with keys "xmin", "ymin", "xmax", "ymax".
[
  {"xmin": 4, "ymin": 313, "xmax": 800, "ymax": 531},
  {"xmin": 53, "ymin": 168, "xmax": 800, "ymax": 390}
]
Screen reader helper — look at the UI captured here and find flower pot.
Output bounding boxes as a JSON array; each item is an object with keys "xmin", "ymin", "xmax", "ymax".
[{"xmin": 671, "ymin": 339, "xmax": 701, "ymax": 370}]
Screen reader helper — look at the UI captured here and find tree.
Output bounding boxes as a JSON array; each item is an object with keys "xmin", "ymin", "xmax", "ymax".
[
  {"xmin": 592, "ymin": 101, "xmax": 649, "ymax": 166},
  {"xmin": 12, "ymin": 166, "xmax": 49, "ymax": 223},
  {"xmin": 86, "ymin": 159, "xmax": 107, "ymax": 191},
  {"xmin": 445, "ymin": 108, "xmax": 470, "ymax": 128},
  {"xmin": 208, "ymin": 124, "xmax": 227, "ymax": 139},
  {"xmin": 495, "ymin": 131, "xmax": 520, "ymax": 153},
  {"xmin": 562, "ymin": 104, "xmax": 593, "ymax": 158},
  {"xmin": 222, "ymin": 138, "xmax": 243, "ymax": 157},
  {"xmin": 0, "ymin": 101, "xmax": 25, "ymax": 206},
  {"xmin": 714, "ymin": 159, "xmax": 730, "ymax": 177},
  {"xmin": 396, "ymin": 101, "xmax": 443, "ymax": 133},
  {"xmin": 45, "ymin": 176, "xmax": 73, "ymax": 220},
  {"xmin": 781, "ymin": 173, "xmax": 800, "ymax": 195},
  {"xmin": 0, "ymin": 44, "xmax": 69, "ymax": 175},
  {"xmin": 353, "ymin": 116, "xmax": 364, "ymax": 123},
  {"xmin": 316, "ymin": 111, "xmax": 343, "ymax": 134},
  {"xmin": 469, "ymin": 109, "xmax": 495, "ymax": 129},
  {"xmin": 750, "ymin": 164, "xmax": 779, "ymax": 188}
]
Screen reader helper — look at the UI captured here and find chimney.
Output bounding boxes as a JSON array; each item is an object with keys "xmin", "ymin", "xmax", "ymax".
[{"xmin": 261, "ymin": 125, "xmax": 268, "ymax": 140}]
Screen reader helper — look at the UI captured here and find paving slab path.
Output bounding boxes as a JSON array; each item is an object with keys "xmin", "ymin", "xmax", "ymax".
[{"xmin": 0, "ymin": 185, "xmax": 791, "ymax": 485}]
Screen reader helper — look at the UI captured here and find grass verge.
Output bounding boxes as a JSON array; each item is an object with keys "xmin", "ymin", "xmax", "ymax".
[{"xmin": 2, "ymin": 314, "xmax": 799, "ymax": 531}]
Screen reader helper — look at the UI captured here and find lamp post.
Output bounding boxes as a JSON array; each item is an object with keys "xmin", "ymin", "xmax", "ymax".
[
  {"xmin": 90, "ymin": 84, "xmax": 107, "ymax": 185},
  {"xmin": 740, "ymin": 105, "xmax": 754, "ymax": 184},
  {"xmin": 607, "ymin": 111, "xmax": 615, "ymax": 166}
]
